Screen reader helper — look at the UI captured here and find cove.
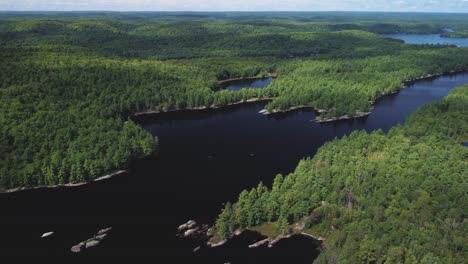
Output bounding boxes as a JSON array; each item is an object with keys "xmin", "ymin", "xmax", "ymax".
[
  {"xmin": 217, "ymin": 77, "xmax": 273, "ymax": 91},
  {"xmin": 0, "ymin": 73, "xmax": 467, "ymax": 263},
  {"xmin": 382, "ymin": 34, "xmax": 468, "ymax": 47}
]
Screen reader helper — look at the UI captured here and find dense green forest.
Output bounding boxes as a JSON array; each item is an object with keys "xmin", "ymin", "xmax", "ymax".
[
  {"xmin": 1, "ymin": 12, "xmax": 468, "ymax": 189},
  {"xmin": 212, "ymin": 85, "xmax": 468, "ymax": 263}
]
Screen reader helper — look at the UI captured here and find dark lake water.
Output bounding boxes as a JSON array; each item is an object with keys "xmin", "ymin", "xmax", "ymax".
[
  {"xmin": 382, "ymin": 34, "xmax": 468, "ymax": 47},
  {"xmin": 1, "ymin": 72, "xmax": 467, "ymax": 263},
  {"xmin": 220, "ymin": 77, "xmax": 273, "ymax": 91}
]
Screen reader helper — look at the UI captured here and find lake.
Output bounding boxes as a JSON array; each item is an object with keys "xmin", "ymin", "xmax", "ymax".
[
  {"xmin": 219, "ymin": 77, "xmax": 273, "ymax": 91},
  {"xmin": 382, "ymin": 34, "xmax": 468, "ymax": 47},
  {"xmin": 1, "ymin": 73, "xmax": 467, "ymax": 263}
]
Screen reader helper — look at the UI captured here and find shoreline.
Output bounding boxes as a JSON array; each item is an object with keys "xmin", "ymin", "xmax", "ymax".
[
  {"xmin": 260, "ymin": 105, "xmax": 372, "ymax": 123},
  {"xmin": 217, "ymin": 73, "xmax": 278, "ymax": 86},
  {"xmin": 135, "ymin": 70, "xmax": 467, "ymax": 122},
  {"xmin": 300, "ymin": 232, "xmax": 325, "ymax": 241},
  {"xmin": 1, "ymin": 170, "xmax": 127, "ymax": 194},
  {"xmin": 258, "ymin": 69, "xmax": 467, "ymax": 122},
  {"xmin": 133, "ymin": 98, "xmax": 273, "ymax": 117},
  {"xmin": 316, "ymin": 111, "xmax": 372, "ymax": 123},
  {"xmin": 208, "ymin": 228, "xmax": 324, "ymax": 249},
  {"xmin": 3, "ymin": 70, "xmax": 466, "ymax": 194}
]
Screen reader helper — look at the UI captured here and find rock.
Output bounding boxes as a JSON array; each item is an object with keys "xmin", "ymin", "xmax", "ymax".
[
  {"xmin": 85, "ymin": 239, "xmax": 100, "ymax": 249},
  {"xmin": 71, "ymin": 242, "xmax": 85, "ymax": 253},
  {"xmin": 268, "ymin": 234, "xmax": 292, "ymax": 248},
  {"xmin": 41, "ymin": 231, "xmax": 54, "ymax": 238},
  {"xmin": 71, "ymin": 227, "xmax": 112, "ymax": 253},
  {"xmin": 184, "ymin": 228, "xmax": 199, "ymax": 237},
  {"xmin": 248, "ymin": 238, "xmax": 269, "ymax": 248},
  {"xmin": 95, "ymin": 234, "xmax": 107, "ymax": 240},
  {"xmin": 187, "ymin": 221, "xmax": 196, "ymax": 229},
  {"xmin": 268, "ymin": 237, "xmax": 281, "ymax": 248},
  {"xmin": 208, "ymin": 239, "xmax": 227, "ymax": 248},
  {"xmin": 97, "ymin": 227, "xmax": 112, "ymax": 235},
  {"xmin": 178, "ymin": 220, "xmax": 196, "ymax": 231},
  {"xmin": 233, "ymin": 230, "xmax": 242, "ymax": 236}
]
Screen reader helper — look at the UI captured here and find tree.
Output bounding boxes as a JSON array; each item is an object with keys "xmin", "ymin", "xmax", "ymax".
[
  {"xmin": 214, "ymin": 202, "xmax": 234, "ymax": 240},
  {"xmin": 277, "ymin": 213, "xmax": 289, "ymax": 235}
]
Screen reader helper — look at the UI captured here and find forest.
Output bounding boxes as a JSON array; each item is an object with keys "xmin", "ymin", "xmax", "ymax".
[
  {"xmin": 212, "ymin": 85, "xmax": 468, "ymax": 263},
  {"xmin": 1, "ymin": 12, "xmax": 468, "ymax": 191}
]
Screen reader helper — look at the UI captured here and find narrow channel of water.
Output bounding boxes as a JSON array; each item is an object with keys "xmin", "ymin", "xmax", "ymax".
[{"xmin": 0, "ymin": 73, "xmax": 467, "ymax": 263}]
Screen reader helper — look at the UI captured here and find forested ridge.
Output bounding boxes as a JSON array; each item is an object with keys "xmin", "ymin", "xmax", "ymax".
[
  {"xmin": 213, "ymin": 85, "xmax": 468, "ymax": 263},
  {"xmin": 1, "ymin": 12, "xmax": 468, "ymax": 189},
  {"xmin": 442, "ymin": 31, "xmax": 468, "ymax": 38}
]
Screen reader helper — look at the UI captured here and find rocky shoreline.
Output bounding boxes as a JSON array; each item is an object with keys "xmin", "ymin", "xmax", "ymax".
[
  {"xmin": 258, "ymin": 104, "xmax": 371, "ymax": 123},
  {"xmin": 1, "ymin": 170, "xmax": 127, "ymax": 194},
  {"xmin": 185, "ymin": 220, "xmax": 324, "ymax": 251},
  {"xmin": 206, "ymin": 229, "xmax": 322, "ymax": 250},
  {"xmin": 258, "ymin": 105, "xmax": 324, "ymax": 115},
  {"xmin": 133, "ymin": 98, "xmax": 273, "ymax": 117},
  {"xmin": 315, "ymin": 111, "xmax": 372, "ymax": 123}
]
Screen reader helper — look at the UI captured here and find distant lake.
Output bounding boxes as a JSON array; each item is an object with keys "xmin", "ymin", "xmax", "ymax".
[
  {"xmin": 219, "ymin": 77, "xmax": 273, "ymax": 91},
  {"xmin": 382, "ymin": 34, "xmax": 468, "ymax": 47}
]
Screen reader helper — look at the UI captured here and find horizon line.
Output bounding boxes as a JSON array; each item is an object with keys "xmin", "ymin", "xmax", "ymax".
[{"xmin": 1, "ymin": 10, "xmax": 468, "ymax": 14}]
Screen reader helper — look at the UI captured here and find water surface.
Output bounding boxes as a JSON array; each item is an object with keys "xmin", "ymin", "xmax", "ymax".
[
  {"xmin": 1, "ymin": 73, "xmax": 467, "ymax": 263},
  {"xmin": 382, "ymin": 34, "xmax": 468, "ymax": 47},
  {"xmin": 220, "ymin": 77, "xmax": 273, "ymax": 91}
]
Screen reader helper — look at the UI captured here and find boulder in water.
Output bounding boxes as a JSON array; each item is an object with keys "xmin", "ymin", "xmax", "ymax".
[
  {"xmin": 95, "ymin": 234, "xmax": 107, "ymax": 240},
  {"xmin": 85, "ymin": 239, "xmax": 100, "ymax": 249},
  {"xmin": 41, "ymin": 232, "xmax": 54, "ymax": 238},
  {"xmin": 184, "ymin": 228, "xmax": 199, "ymax": 237},
  {"xmin": 97, "ymin": 227, "xmax": 112, "ymax": 235},
  {"xmin": 208, "ymin": 239, "xmax": 227, "ymax": 248},
  {"xmin": 178, "ymin": 220, "xmax": 196, "ymax": 231},
  {"xmin": 71, "ymin": 227, "xmax": 112, "ymax": 253},
  {"xmin": 71, "ymin": 242, "xmax": 85, "ymax": 253}
]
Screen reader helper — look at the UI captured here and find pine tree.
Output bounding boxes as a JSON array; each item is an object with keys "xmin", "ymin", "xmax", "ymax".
[{"xmin": 277, "ymin": 213, "xmax": 289, "ymax": 235}]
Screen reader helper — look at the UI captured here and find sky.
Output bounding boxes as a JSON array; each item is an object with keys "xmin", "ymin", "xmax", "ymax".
[{"xmin": 1, "ymin": 0, "xmax": 468, "ymax": 13}]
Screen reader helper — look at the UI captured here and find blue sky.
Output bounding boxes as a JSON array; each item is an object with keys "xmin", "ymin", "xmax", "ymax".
[{"xmin": 1, "ymin": 0, "xmax": 467, "ymax": 12}]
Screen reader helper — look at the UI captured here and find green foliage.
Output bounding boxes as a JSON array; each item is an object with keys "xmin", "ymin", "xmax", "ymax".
[
  {"xmin": 214, "ymin": 86, "xmax": 468, "ymax": 263},
  {"xmin": 265, "ymin": 48, "xmax": 468, "ymax": 117},
  {"xmin": 441, "ymin": 31, "xmax": 468, "ymax": 38},
  {"xmin": 213, "ymin": 202, "xmax": 235, "ymax": 240},
  {"xmin": 1, "ymin": 14, "xmax": 468, "ymax": 197},
  {"xmin": 1, "ymin": 12, "xmax": 467, "ymax": 261}
]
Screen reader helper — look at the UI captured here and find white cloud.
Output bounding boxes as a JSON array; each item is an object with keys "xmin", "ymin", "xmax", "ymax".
[{"xmin": 0, "ymin": 0, "xmax": 467, "ymax": 12}]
